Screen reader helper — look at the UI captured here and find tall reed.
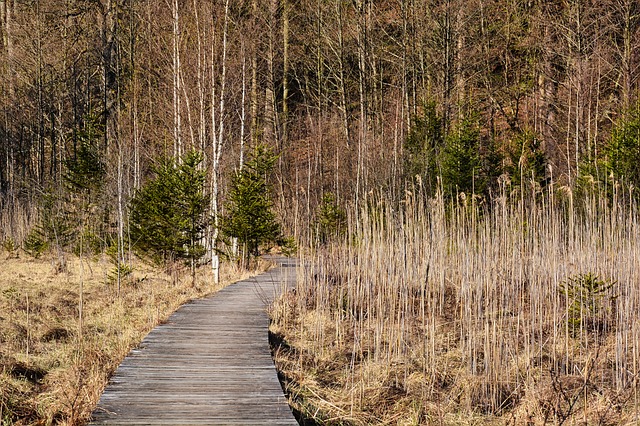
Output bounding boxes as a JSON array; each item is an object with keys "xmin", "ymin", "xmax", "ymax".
[{"xmin": 279, "ymin": 183, "xmax": 640, "ymax": 423}]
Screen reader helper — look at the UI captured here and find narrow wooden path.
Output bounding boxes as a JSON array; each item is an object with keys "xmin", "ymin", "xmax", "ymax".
[{"xmin": 91, "ymin": 258, "xmax": 297, "ymax": 425}]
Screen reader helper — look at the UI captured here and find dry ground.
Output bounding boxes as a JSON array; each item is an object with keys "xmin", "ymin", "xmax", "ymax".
[{"xmin": 0, "ymin": 249, "xmax": 261, "ymax": 425}]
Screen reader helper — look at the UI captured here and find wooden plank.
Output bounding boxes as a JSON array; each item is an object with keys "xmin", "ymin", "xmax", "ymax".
[{"xmin": 90, "ymin": 257, "xmax": 297, "ymax": 425}]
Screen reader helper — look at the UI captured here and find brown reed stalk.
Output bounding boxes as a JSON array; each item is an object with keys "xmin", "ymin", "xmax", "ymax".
[{"xmin": 276, "ymin": 184, "xmax": 640, "ymax": 424}]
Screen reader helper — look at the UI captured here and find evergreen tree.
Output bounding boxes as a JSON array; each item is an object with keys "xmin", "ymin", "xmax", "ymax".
[
  {"xmin": 220, "ymin": 145, "xmax": 281, "ymax": 266},
  {"xmin": 440, "ymin": 116, "xmax": 484, "ymax": 196},
  {"xmin": 65, "ymin": 121, "xmax": 106, "ymax": 194},
  {"xmin": 129, "ymin": 151, "xmax": 209, "ymax": 280},
  {"xmin": 404, "ymin": 102, "xmax": 444, "ymax": 194},
  {"xmin": 316, "ymin": 192, "xmax": 347, "ymax": 244},
  {"xmin": 25, "ymin": 118, "xmax": 108, "ymax": 261},
  {"xmin": 608, "ymin": 105, "xmax": 640, "ymax": 188},
  {"xmin": 64, "ymin": 120, "xmax": 108, "ymax": 256}
]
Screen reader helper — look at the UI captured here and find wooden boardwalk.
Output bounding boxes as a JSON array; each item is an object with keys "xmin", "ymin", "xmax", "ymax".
[{"xmin": 91, "ymin": 258, "xmax": 298, "ymax": 425}]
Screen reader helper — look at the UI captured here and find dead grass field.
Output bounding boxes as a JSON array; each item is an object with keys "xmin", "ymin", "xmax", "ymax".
[
  {"xmin": 271, "ymin": 188, "xmax": 640, "ymax": 425},
  {"xmin": 0, "ymin": 250, "xmax": 259, "ymax": 425}
]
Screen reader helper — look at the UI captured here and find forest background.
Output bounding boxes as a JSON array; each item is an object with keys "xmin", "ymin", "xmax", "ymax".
[{"xmin": 1, "ymin": 0, "xmax": 639, "ymax": 249}]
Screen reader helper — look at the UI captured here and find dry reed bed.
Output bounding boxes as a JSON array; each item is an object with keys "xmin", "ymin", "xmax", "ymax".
[
  {"xmin": 0, "ymin": 253, "xmax": 255, "ymax": 425},
  {"xmin": 272, "ymin": 187, "xmax": 640, "ymax": 425}
]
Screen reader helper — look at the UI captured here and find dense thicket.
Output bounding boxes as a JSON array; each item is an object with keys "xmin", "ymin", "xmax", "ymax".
[{"xmin": 1, "ymin": 0, "xmax": 640, "ymax": 246}]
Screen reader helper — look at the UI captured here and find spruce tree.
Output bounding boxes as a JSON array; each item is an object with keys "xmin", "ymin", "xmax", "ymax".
[
  {"xmin": 65, "ymin": 124, "xmax": 106, "ymax": 194},
  {"xmin": 220, "ymin": 145, "xmax": 281, "ymax": 266},
  {"xmin": 404, "ymin": 101, "xmax": 444, "ymax": 194},
  {"xmin": 316, "ymin": 192, "xmax": 346, "ymax": 244},
  {"xmin": 26, "ymin": 118, "xmax": 107, "ymax": 261},
  {"xmin": 440, "ymin": 116, "xmax": 484, "ymax": 196},
  {"xmin": 608, "ymin": 105, "xmax": 640, "ymax": 188},
  {"xmin": 129, "ymin": 151, "xmax": 209, "ymax": 280}
]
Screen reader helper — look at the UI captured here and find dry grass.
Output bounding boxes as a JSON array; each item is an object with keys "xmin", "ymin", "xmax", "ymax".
[
  {"xmin": 0, "ymin": 250, "xmax": 261, "ymax": 425},
  {"xmin": 271, "ymin": 185, "xmax": 640, "ymax": 425}
]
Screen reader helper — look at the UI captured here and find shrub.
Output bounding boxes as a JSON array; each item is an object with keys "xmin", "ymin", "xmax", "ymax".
[
  {"xmin": 559, "ymin": 272, "xmax": 615, "ymax": 336},
  {"xmin": 23, "ymin": 227, "xmax": 49, "ymax": 259},
  {"xmin": 278, "ymin": 236, "xmax": 297, "ymax": 257},
  {"xmin": 106, "ymin": 244, "xmax": 134, "ymax": 285},
  {"xmin": 316, "ymin": 192, "xmax": 346, "ymax": 243}
]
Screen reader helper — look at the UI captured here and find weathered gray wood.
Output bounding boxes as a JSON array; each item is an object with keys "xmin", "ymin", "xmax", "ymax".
[{"xmin": 90, "ymin": 258, "xmax": 297, "ymax": 425}]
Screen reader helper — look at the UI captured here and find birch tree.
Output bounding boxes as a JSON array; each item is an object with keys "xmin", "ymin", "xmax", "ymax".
[
  {"xmin": 171, "ymin": 0, "xmax": 182, "ymax": 159},
  {"xmin": 209, "ymin": 0, "xmax": 229, "ymax": 283}
]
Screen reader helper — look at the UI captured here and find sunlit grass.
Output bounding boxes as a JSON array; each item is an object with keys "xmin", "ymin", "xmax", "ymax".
[{"xmin": 0, "ymin": 253, "xmax": 257, "ymax": 425}]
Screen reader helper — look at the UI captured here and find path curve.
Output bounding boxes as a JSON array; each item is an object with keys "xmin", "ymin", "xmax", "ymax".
[{"xmin": 90, "ymin": 257, "xmax": 297, "ymax": 425}]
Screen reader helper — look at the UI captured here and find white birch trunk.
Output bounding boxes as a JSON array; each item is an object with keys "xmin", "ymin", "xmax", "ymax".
[
  {"xmin": 282, "ymin": 0, "xmax": 289, "ymax": 145},
  {"xmin": 129, "ymin": 0, "xmax": 140, "ymax": 190},
  {"xmin": 240, "ymin": 44, "xmax": 247, "ymax": 171},
  {"xmin": 194, "ymin": 0, "xmax": 206, "ymax": 156},
  {"xmin": 210, "ymin": 0, "xmax": 229, "ymax": 282},
  {"xmin": 232, "ymin": 44, "xmax": 248, "ymax": 258},
  {"xmin": 133, "ymin": 79, "xmax": 140, "ymax": 189},
  {"xmin": 117, "ymin": 136, "xmax": 124, "ymax": 297},
  {"xmin": 182, "ymin": 72, "xmax": 195, "ymax": 149},
  {"xmin": 172, "ymin": 0, "xmax": 182, "ymax": 159}
]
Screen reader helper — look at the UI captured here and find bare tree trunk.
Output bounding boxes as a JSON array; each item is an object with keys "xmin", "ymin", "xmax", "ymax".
[
  {"xmin": 337, "ymin": 1, "xmax": 350, "ymax": 146},
  {"xmin": 36, "ymin": 0, "xmax": 45, "ymax": 185},
  {"xmin": 443, "ymin": 0, "xmax": 454, "ymax": 131},
  {"xmin": 1, "ymin": 1, "xmax": 10, "ymax": 195},
  {"xmin": 250, "ymin": 0, "xmax": 260, "ymax": 146},
  {"xmin": 282, "ymin": 0, "xmax": 289, "ymax": 146},
  {"xmin": 240, "ymin": 43, "xmax": 247, "ymax": 171},
  {"xmin": 210, "ymin": 0, "xmax": 229, "ymax": 282},
  {"xmin": 538, "ymin": 7, "xmax": 559, "ymax": 170},
  {"xmin": 401, "ymin": 0, "xmax": 409, "ymax": 132},
  {"xmin": 1, "ymin": 0, "xmax": 14, "ymax": 97},
  {"xmin": 619, "ymin": 0, "xmax": 635, "ymax": 110},
  {"xmin": 132, "ymin": 104, "xmax": 140, "ymax": 188},
  {"xmin": 593, "ymin": 56, "xmax": 601, "ymax": 171},
  {"xmin": 182, "ymin": 72, "xmax": 196, "ymax": 150},
  {"xmin": 117, "ymin": 127, "xmax": 124, "ymax": 297},
  {"xmin": 100, "ymin": 0, "xmax": 118, "ymax": 156},
  {"xmin": 194, "ymin": 0, "xmax": 206, "ymax": 156},
  {"xmin": 232, "ymin": 44, "xmax": 248, "ymax": 258},
  {"xmin": 0, "ymin": 0, "xmax": 5, "ymax": 51},
  {"xmin": 172, "ymin": 0, "xmax": 182, "ymax": 159},
  {"xmin": 116, "ymin": 2, "xmax": 125, "ymax": 297},
  {"xmin": 355, "ymin": 0, "xmax": 368, "ymax": 214},
  {"xmin": 265, "ymin": 0, "xmax": 280, "ymax": 148},
  {"xmin": 127, "ymin": 0, "xmax": 139, "ymax": 192}
]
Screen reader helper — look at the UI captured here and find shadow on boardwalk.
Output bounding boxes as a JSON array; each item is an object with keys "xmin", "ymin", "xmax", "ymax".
[{"xmin": 91, "ymin": 257, "xmax": 298, "ymax": 425}]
